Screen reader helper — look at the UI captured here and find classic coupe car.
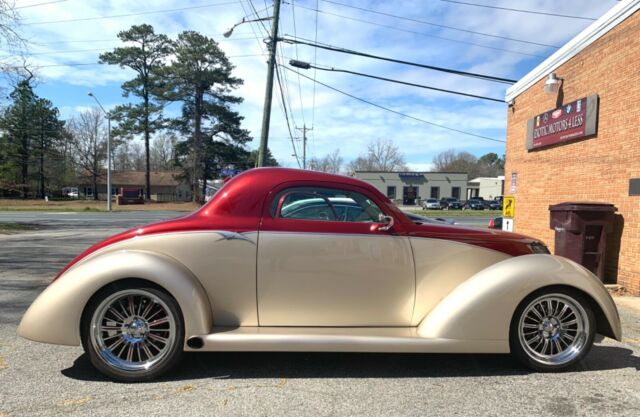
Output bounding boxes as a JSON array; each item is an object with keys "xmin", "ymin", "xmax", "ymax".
[{"xmin": 18, "ymin": 168, "xmax": 621, "ymax": 381}]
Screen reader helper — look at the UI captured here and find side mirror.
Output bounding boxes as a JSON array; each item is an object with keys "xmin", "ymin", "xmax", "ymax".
[{"xmin": 376, "ymin": 214, "xmax": 394, "ymax": 231}]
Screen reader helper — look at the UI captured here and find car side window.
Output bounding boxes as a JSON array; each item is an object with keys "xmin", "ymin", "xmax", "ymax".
[{"xmin": 272, "ymin": 187, "xmax": 384, "ymax": 223}]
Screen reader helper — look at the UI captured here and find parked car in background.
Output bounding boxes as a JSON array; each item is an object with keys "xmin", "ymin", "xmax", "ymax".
[
  {"xmin": 465, "ymin": 197, "xmax": 487, "ymax": 210},
  {"xmin": 440, "ymin": 197, "xmax": 463, "ymax": 210},
  {"xmin": 489, "ymin": 217, "xmax": 503, "ymax": 230},
  {"xmin": 422, "ymin": 198, "xmax": 442, "ymax": 210},
  {"xmin": 488, "ymin": 200, "xmax": 502, "ymax": 210},
  {"xmin": 404, "ymin": 211, "xmax": 456, "ymax": 225}
]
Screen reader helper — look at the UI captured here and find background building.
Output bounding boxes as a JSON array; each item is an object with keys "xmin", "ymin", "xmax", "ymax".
[
  {"xmin": 78, "ymin": 171, "xmax": 192, "ymax": 202},
  {"xmin": 354, "ymin": 171, "xmax": 468, "ymax": 205},
  {"xmin": 504, "ymin": 1, "xmax": 639, "ymax": 294},
  {"xmin": 467, "ymin": 176, "xmax": 505, "ymax": 200}
]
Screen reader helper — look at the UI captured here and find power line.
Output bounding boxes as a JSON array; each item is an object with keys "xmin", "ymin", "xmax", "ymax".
[
  {"xmin": 319, "ymin": 0, "xmax": 560, "ymax": 49},
  {"xmin": 440, "ymin": 0, "xmax": 597, "ymax": 21},
  {"xmin": 275, "ymin": 63, "xmax": 302, "ymax": 167},
  {"xmin": 23, "ymin": 1, "xmax": 241, "ymax": 26},
  {"xmin": 295, "ymin": 61, "xmax": 505, "ymax": 103},
  {"xmin": 311, "ymin": 0, "xmax": 319, "ymax": 158},
  {"xmin": 29, "ymin": 36, "xmax": 258, "ymax": 47},
  {"xmin": 286, "ymin": 2, "xmax": 546, "ymax": 58},
  {"xmin": 15, "ymin": 0, "xmax": 67, "ymax": 10},
  {"xmin": 281, "ymin": 64, "xmax": 505, "ymax": 144},
  {"xmin": 290, "ymin": 0, "xmax": 306, "ymax": 127},
  {"xmin": 281, "ymin": 36, "xmax": 517, "ymax": 84},
  {"xmin": 0, "ymin": 54, "xmax": 267, "ymax": 69}
]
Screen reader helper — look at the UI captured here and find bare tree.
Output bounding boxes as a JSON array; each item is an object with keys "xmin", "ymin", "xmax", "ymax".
[
  {"xmin": 0, "ymin": 2, "xmax": 29, "ymax": 86},
  {"xmin": 308, "ymin": 148, "xmax": 343, "ymax": 174},
  {"xmin": 348, "ymin": 138, "xmax": 407, "ymax": 173},
  {"xmin": 432, "ymin": 149, "xmax": 504, "ymax": 179},
  {"xmin": 68, "ymin": 108, "xmax": 107, "ymax": 200},
  {"xmin": 150, "ymin": 132, "xmax": 177, "ymax": 171},
  {"xmin": 129, "ymin": 141, "xmax": 145, "ymax": 171}
]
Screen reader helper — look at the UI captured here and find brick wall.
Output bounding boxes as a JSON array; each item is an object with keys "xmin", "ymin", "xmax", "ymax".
[{"xmin": 505, "ymin": 11, "xmax": 640, "ymax": 294}]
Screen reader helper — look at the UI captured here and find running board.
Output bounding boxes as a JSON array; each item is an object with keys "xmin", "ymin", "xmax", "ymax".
[{"xmin": 186, "ymin": 327, "xmax": 509, "ymax": 353}]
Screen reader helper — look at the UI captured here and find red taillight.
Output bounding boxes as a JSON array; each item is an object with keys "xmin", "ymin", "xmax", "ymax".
[{"xmin": 489, "ymin": 219, "xmax": 495, "ymax": 229}]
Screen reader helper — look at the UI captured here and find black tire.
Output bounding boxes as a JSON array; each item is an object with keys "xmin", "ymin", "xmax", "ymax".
[
  {"xmin": 81, "ymin": 281, "xmax": 185, "ymax": 382},
  {"xmin": 509, "ymin": 287, "xmax": 595, "ymax": 372}
]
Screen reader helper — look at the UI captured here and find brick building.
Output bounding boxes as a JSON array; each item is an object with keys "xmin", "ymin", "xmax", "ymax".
[{"xmin": 504, "ymin": 1, "xmax": 639, "ymax": 294}]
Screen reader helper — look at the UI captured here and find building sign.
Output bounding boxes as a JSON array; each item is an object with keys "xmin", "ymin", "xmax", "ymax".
[
  {"xmin": 510, "ymin": 172, "xmax": 517, "ymax": 194},
  {"xmin": 526, "ymin": 95, "xmax": 598, "ymax": 151},
  {"xmin": 503, "ymin": 196, "xmax": 515, "ymax": 218},
  {"xmin": 398, "ymin": 172, "xmax": 425, "ymax": 180}
]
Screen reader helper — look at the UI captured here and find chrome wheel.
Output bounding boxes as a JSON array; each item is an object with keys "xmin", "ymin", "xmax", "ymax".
[
  {"xmin": 518, "ymin": 293, "xmax": 589, "ymax": 366},
  {"xmin": 90, "ymin": 289, "xmax": 177, "ymax": 373}
]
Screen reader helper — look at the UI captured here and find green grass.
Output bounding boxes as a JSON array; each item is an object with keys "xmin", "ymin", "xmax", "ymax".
[
  {"xmin": 0, "ymin": 223, "xmax": 44, "ymax": 233},
  {"xmin": 411, "ymin": 209, "xmax": 502, "ymax": 217},
  {"xmin": 0, "ymin": 206, "xmax": 103, "ymax": 212}
]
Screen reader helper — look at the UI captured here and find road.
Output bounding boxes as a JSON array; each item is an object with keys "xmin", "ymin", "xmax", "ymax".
[{"xmin": 1, "ymin": 211, "xmax": 639, "ymax": 416}]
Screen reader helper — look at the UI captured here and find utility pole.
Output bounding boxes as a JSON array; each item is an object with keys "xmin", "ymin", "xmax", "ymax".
[
  {"xmin": 296, "ymin": 124, "xmax": 312, "ymax": 169},
  {"xmin": 257, "ymin": 0, "xmax": 281, "ymax": 167}
]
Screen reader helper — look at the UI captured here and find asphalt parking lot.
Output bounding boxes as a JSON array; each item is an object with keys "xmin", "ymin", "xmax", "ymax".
[{"xmin": 1, "ymin": 211, "xmax": 639, "ymax": 417}]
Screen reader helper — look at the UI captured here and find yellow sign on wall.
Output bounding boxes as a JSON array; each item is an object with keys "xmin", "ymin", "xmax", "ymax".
[{"xmin": 503, "ymin": 196, "xmax": 515, "ymax": 218}]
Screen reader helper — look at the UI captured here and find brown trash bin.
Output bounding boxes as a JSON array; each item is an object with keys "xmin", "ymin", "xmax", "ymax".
[{"xmin": 549, "ymin": 202, "xmax": 617, "ymax": 281}]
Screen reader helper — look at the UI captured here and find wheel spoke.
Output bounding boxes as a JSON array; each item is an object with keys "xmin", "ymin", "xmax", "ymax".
[
  {"xmin": 148, "ymin": 333, "xmax": 168, "ymax": 344},
  {"xmin": 146, "ymin": 307, "xmax": 163, "ymax": 322},
  {"xmin": 554, "ymin": 339, "xmax": 562, "ymax": 354},
  {"xmin": 106, "ymin": 307, "xmax": 126, "ymax": 323},
  {"xmin": 148, "ymin": 317, "xmax": 169, "ymax": 327},
  {"xmin": 558, "ymin": 304, "xmax": 569, "ymax": 320},
  {"xmin": 529, "ymin": 306, "xmax": 544, "ymax": 321},
  {"xmin": 141, "ymin": 301, "xmax": 154, "ymax": 320},
  {"xmin": 128, "ymin": 295, "xmax": 136, "ymax": 316},
  {"xmin": 141, "ymin": 342, "xmax": 154, "ymax": 360},
  {"xmin": 126, "ymin": 343, "xmax": 134, "ymax": 362},
  {"xmin": 526, "ymin": 335, "xmax": 541, "ymax": 346},
  {"xmin": 107, "ymin": 336, "xmax": 125, "ymax": 351}
]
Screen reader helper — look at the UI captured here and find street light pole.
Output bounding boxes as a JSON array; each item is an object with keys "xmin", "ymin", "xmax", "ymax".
[
  {"xmin": 223, "ymin": 1, "xmax": 281, "ymax": 167},
  {"xmin": 88, "ymin": 92, "xmax": 112, "ymax": 212}
]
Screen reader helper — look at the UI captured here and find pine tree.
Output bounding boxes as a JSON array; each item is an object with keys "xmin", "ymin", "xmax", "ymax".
[
  {"xmin": 162, "ymin": 31, "xmax": 250, "ymax": 202},
  {"xmin": 99, "ymin": 24, "xmax": 171, "ymax": 200}
]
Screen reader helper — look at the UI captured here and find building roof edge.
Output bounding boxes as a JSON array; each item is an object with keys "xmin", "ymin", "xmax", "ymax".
[{"xmin": 505, "ymin": 0, "xmax": 640, "ymax": 102}]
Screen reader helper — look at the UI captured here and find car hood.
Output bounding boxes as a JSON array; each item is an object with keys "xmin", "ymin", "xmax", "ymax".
[{"xmin": 406, "ymin": 222, "xmax": 541, "ymax": 257}]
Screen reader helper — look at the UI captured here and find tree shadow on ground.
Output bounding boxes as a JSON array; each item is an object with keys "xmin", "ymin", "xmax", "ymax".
[{"xmin": 62, "ymin": 343, "xmax": 640, "ymax": 383}]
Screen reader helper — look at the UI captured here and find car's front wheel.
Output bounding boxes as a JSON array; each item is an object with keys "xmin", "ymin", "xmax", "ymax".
[
  {"xmin": 510, "ymin": 288, "xmax": 595, "ymax": 372},
  {"xmin": 81, "ymin": 282, "xmax": 184, "ymax": 382}
]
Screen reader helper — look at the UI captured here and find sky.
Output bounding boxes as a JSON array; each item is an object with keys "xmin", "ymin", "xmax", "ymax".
[{"xmin": 1, "ymin": 0, "xmax": 618, "ymax": 170}]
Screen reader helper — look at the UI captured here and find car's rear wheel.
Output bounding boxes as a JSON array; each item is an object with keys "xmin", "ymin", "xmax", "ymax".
[
  {"xmin": 81, "ymin": 283, "xmax": 184, "ymax": 382},
  {"xmin": 510, "ymin": 288, "xmax": 595, "ymax": 372}
]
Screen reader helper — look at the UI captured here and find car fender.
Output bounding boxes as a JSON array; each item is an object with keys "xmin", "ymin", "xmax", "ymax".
[
  {"xmin": 417, "ymin": 254, "xmax": 621, "ymax": 345},
  {"xmin": 18, "ymin": 250, "xmax": 213, "ymax": 347}
]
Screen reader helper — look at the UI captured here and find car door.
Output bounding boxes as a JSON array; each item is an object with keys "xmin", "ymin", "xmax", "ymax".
[{"xmin": 257, "ymin": 183, "xmax": 415, "ymax": 327}]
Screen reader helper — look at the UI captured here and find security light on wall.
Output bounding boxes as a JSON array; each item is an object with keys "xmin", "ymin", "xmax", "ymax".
[{"xmin": 544, "ymin": 73, "xmax": 562, "ymax": 94}]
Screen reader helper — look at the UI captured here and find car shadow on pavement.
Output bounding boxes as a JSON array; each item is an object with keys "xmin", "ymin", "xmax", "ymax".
[{"xmin": 62, "ymin": 344, "xmax": 640, "ymax": 383}]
